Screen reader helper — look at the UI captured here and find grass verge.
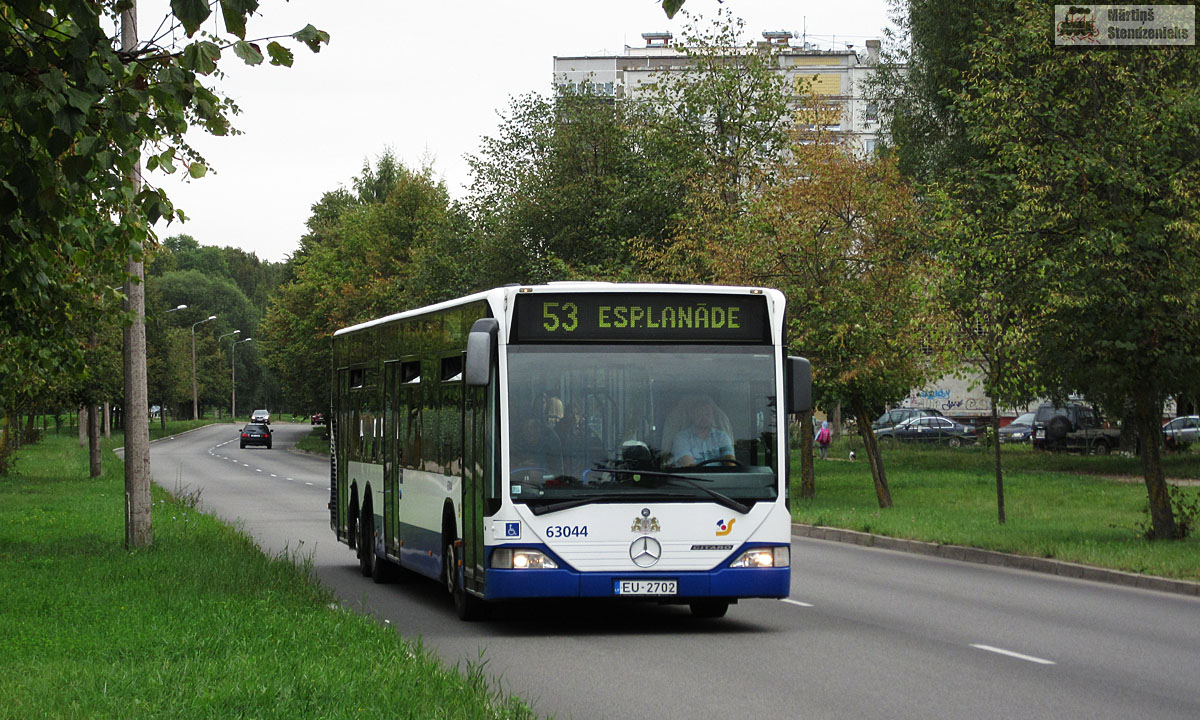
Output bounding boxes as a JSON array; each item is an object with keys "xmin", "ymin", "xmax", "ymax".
[
  {"xmin": 0, "ymin": 430, "xmax": 534, "ymax": 719},
  {"xmin": 296, "ymin": 425, "xmax": 331, "ymax": 454},
  {"xmin": 793, "ymin": 440, "xmax": 1200, "ymax": 581}
]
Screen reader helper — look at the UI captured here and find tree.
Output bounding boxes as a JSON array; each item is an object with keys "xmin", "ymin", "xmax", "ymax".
[
  {"xmin": 466, "ymin": 87, "xmax": 686, "ymax": 283},
  {"xmin": 262, "ymin": 153, "xmax": 467, "ymax": 415},
  {"xmin": 946, "ymin": 1, "xmax": 1200, "ymax": 538},
  {"xmin": 0, "ymin": 1, "xmax": 327, "ymax": 547}
]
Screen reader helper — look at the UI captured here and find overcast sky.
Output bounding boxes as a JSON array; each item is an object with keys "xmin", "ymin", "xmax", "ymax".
[{"xmin": 148, "ymin": 0, "xmax": 894, "ymax": 263}]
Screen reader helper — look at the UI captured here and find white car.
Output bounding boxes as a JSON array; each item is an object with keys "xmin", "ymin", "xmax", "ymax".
[
  {"xmin": 250, "ymin": 409, "xmax": 271, "ymax": 425},
  {"xmin": 1163, "ymin": 415, "xmax": 1199, "ymax": 451}
]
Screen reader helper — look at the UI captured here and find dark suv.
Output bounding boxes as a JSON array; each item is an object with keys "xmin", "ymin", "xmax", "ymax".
[{"xmin": 1031, "ymin": 402, "xmax": 1120, "ymax": 454}]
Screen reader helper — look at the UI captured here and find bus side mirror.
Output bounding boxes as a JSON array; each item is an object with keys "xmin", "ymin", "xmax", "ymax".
[
  {"xmin": 465, "ymin": 318, "xmax": 499, "ymax": 387},
  {"xmin": 787, "ymin": 356, "xmax": 812, "ymax": 414}
]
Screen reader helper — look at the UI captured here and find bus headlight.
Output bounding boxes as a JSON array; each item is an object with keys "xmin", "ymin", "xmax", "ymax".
[
  {"xmin": 730, "ymin": 546, "xmax": 790, "ymax": 568},
  {"xmin": 492, "ymin": 548, "xmax": 559, "ymax": 569}
]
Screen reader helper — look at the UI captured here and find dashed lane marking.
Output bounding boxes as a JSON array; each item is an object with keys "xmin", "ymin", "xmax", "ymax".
[
  {"xmin": 970, "ymin": 644, "xmax": 1055, "ymax": 665},
  {"xmin": 782, "ymin": 599, "xmax": 814, "ymax": 608}
]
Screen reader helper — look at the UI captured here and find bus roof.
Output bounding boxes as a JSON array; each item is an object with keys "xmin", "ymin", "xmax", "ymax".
[{"xmin": 332, "ymin": 283, "xmax": 782, "ymax": 337}]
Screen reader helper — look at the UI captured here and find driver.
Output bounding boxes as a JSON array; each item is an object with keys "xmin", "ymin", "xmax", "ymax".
[{"xmin": 670, "ymin": 397, "xmax": 735, "ymax": 467}]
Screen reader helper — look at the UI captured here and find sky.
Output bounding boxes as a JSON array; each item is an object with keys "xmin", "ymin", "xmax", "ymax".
[{"xmin": 147, "ymin": 0, "xmax": 894, "ymax": 263}]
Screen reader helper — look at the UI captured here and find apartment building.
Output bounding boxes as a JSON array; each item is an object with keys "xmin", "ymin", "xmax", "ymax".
[{"xmin": 552, "ymin": 31, "xmax": 883, "ymax": 155}]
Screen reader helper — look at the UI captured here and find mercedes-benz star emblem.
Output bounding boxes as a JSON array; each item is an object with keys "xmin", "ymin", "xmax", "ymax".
[{"xmin": 630, "ymin": 536, "xmax": 662, "ymax": 568}]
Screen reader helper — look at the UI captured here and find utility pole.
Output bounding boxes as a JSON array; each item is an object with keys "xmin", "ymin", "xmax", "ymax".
[{"xmin": 121, "ymin": 0, "xmax": 153, "ymax": 549}]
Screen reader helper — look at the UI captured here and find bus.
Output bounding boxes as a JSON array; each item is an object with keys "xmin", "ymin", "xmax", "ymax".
[{"xmin": 329, "ymin": 283, "xmax": 811, "ymax": 619}]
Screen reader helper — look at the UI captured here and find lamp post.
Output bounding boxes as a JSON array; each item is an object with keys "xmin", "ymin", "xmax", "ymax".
[
  {"xmin": 218, "ymin": 330, "xmax": 241, "ymax": 419},
  {"xmin": 158, "ymin": 305, "xmax": 187, "ymax": 427},
  {"xmin": 191, "ymin": 314, "xmax": 216, "ymax": 420},
  {"xmin": 232, "ymin": 337, "xmax": 252, "ymax": 419}
]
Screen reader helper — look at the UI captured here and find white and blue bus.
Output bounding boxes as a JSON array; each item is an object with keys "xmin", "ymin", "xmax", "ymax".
[{"xmin": 330, "ymin": 283, "xmax": 811, "ymax": 619}]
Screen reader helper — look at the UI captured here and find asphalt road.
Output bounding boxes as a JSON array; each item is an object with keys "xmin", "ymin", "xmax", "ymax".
[{"xmin": 150, "ymin": 423, "xmax": 1200, "ymax": 720}]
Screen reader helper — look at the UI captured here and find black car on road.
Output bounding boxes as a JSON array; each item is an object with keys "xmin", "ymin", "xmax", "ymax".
[{"xmin": 240, "ymin": 423, "xmax": 272, "ymax": 449}]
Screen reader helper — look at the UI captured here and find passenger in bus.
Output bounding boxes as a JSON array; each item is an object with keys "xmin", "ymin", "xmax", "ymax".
[
  {"xmin": 670, "ymin": 397, "xmax": 735, "ymax": 467},
  {"xmin": 558, "ymin": 402, "xmax": 601, "ymax": 480}
]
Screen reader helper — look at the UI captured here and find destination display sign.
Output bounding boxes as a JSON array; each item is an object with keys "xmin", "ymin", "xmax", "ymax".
[{"xmin": 512, "ymin": 293, "xmax": 769, "ymax": 343}]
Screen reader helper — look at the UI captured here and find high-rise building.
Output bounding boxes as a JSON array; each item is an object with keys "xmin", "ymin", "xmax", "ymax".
[{"xmin": 553, "ymin": 32, "xmax": 883, "ymax": 155}]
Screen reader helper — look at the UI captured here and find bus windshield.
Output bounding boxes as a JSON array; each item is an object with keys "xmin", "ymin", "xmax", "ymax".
[{"xmin": 506, "ymin": 345, "xmax": 779, "ymax": 511}]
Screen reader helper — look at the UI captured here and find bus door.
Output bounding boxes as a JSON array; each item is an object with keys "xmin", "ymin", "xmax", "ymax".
[
  {"xmin": 383, "ymin": 361, "xmax": 401, "ymax": 554},
  {"xmin": 461, "ymin": 359, "xmax": 488, "ymax": 594}
]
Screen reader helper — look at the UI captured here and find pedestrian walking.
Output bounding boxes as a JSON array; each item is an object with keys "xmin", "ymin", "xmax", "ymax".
[{"xmin": 815, "ymin": 420, "xmax": 832, "ymax": 460}]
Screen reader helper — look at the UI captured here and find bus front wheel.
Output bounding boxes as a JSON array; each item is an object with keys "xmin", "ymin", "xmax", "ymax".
[{"xmin": 444, "ymin": 536, "xmax": 484, "ymax": 621}]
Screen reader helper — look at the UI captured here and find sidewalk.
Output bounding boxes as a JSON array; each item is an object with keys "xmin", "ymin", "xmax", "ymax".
[{"xmin": 792, "ymin": 522, "xmax": 1200, "ymax": 597}]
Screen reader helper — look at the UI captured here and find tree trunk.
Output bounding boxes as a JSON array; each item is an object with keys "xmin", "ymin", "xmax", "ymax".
[
  {"xmin": 852, "ymin": 397, "xmax": 893, "ymax": 508},
  {"xmin": 88, "ymin": 404, "xmax": 101, "ymax": 478},
  {"xmin": 1135, "ymin": 391, "xmax": 1179, "ymax": 540},
  {"xmin": 103, "ymin": 401, "xmax": 111, "ymax": 439},
  {"xmin": 991, "ymin": 401, "xmax": 1005, "ymax": 524},
  {"xmin": 832, "ymin": 403, "xmax": 842, "ymax": 440},
  {"xmin": 122, "ymin": 0, "xmax": 152, "ymax": 550},
  {"xmin": 78, "ymin": 405, "xmax": 88, "ymax": 447},
  {"xmin": 799, "ymin": 410, "xmax": 815, "ymax": 499}
]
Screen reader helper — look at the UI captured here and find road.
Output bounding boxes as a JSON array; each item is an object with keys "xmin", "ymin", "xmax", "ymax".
[{"xmin": 150, "ymin": 423, "xmax": 1200, "ymax": 720}]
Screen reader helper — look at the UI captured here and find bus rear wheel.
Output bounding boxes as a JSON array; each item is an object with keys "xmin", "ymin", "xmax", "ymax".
[
  {"xmin": 359, "ymin": 505, "xmax": 375, "ymax": 578},
  {"xmin": 689, "ymin": 599, "xmax": 729, "ymax": 618}
]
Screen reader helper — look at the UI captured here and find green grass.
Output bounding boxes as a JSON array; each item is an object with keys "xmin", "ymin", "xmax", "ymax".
[
  {"xmin": 296, "ymin": 425, "xmax": 331, "ymax": 454},
  {"xmin": 793, "ymin": 439, "xmax": 1200, "ymax": 581},
  {"xmin": 0, "ymin": 429, "xmax": 534, "ymax": 719}
]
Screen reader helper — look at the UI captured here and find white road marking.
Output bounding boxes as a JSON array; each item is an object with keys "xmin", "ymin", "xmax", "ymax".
[
  {"xmin": 970, "ymin": 644, "xmax": 1055, "ymax": 665},
  {"xmin": 782, "ymin": 599, "xmax": 814, "ymax": 608},
  {"xmin": 242, "ymin": 464, "xmax": 250, "ymax": 467},
  {"xmin": 270, "ymin": 474, "xmax": 277, "ymax": 478},
  {"xmin": 256, "ymin": 469, "xmax": 263, "ymax": 473},
  {"xmin": 305, "ymin": 482, "xmax": 313, "ymax": 486}
]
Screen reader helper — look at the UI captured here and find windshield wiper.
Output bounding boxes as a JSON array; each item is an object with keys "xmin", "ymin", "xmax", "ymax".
[
  {"xmin": 528, "ymin": 493, "xmax": 630, "ymax": 516},
  {"xmin": 590, "ymin": 467, "xmax": 751, "ymax": 515}
]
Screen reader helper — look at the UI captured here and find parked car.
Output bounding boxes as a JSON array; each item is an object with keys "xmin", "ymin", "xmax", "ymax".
[
  {"xmin": 240, "ymin": 423, "xmax": 272, "ymax": 449},
  {"xmin": 311, "ymin": 412, "xmax": 326, "ymax": 426},
  {"xmin": 998, "ymin": 412, "xmax": 1036, "ymax": 443},
  {"xmin": 1162, "ymin": 415, "xmax": 1200, "ymax": 451},
  {"xmin": 872, "ymin": 407, "xmax": 944, "ymax": 430},
  {"xmin": 250, "ymin": 409, "xmax": 270, "ymax": 425},
  {"xmin": 874, "ymin": 415, "xmax": 980, "ymax": 447},
  {"xmin": 1031, "ymin": 402, "xmax": 1120, "ymax": 454}
]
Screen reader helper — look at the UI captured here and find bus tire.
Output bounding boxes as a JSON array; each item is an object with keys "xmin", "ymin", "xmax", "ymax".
[
  {"xmin": 347, "ymin": 491, "xmax": 358, "ymax": 552},
  {"xmin": 689, "ymin": 599, "xmax": 729, "ymax": 619},
  {"xmin": 359, "ymin": 503, "xmax": 375, "ymax": 578},
  {"xmin": 444, "ymin": 535, "xmax": 484, "ymax": 621}
]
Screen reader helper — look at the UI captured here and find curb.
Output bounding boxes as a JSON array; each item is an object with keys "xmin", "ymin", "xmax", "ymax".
[{"xmin": 792, "ymin": 523, "xmax": 1200, "ymax": 598}]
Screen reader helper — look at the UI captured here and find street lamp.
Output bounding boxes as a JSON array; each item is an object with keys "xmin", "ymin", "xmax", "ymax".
[
  {"xmin": 232, "ymin": 337, "xmax": 253, "ymax": 419},
  {"xmin": 218, "ymin": 330, "xmax": 241, "ymax": 419},
  {"xmin": 157, "ymin": 304, "xmax": 187, "ymax": 426},
  {"xmin": 191, "ymin": 314, "xmax": 216, "ymax": 420}
]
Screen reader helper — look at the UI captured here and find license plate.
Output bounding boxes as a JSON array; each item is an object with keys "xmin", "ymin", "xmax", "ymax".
[{"xmin": 614, "ymin": 579, "xmax": 677, "ymax": 596}]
